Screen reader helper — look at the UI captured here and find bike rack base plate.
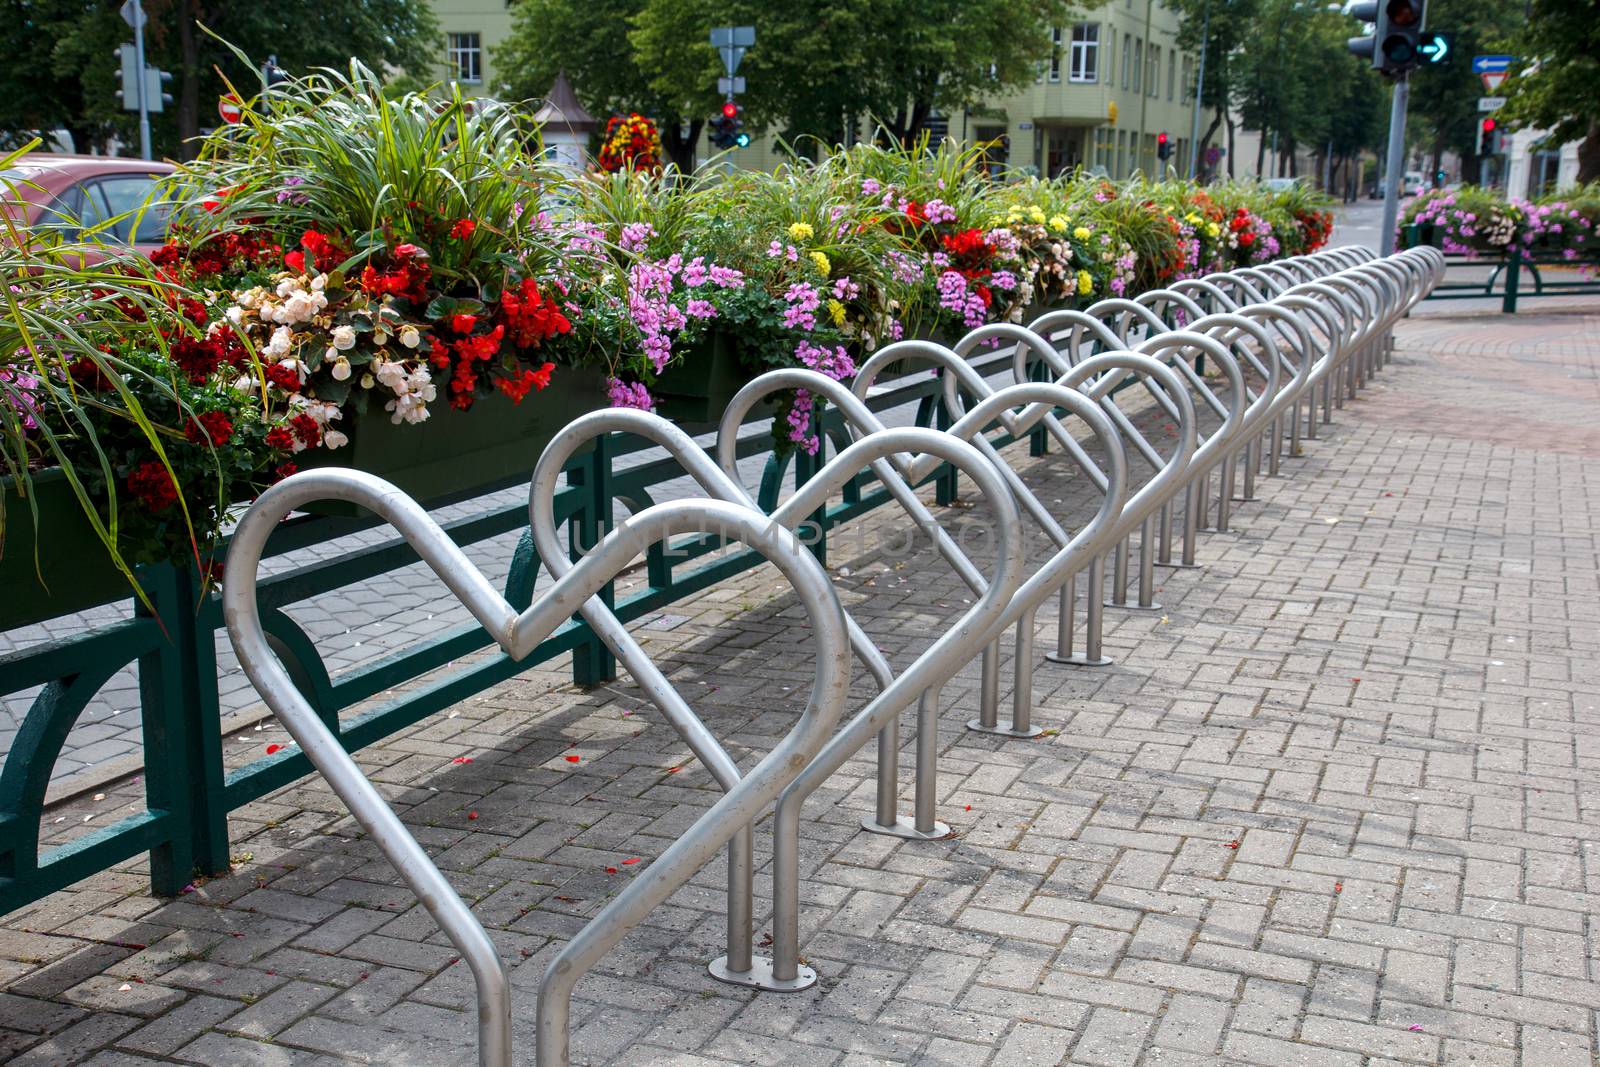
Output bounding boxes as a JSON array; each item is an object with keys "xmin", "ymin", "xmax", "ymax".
[
  {"xmin": 1105, "ymin": 601, "xmax": 1163, "ymax": 613},
  {"xmin": 708, "ymin": 955, "xmax": 818, "ymax": 992},
  {"xmin": 966, "ymin": 719, "xmax": 1046, "ymax": 739},
  {"xmin": 859, "ymin": 815, "xmax": 954, "ymax": 840},
  {"xmin": 1043, "ymin": 652, "xmax": 1115, "ymax": 667}
]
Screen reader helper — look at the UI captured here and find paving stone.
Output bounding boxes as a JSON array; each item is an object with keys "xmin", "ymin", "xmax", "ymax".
[{"xmin": 8, "ymin": 302, "xmax": 1600, "ymax": 1067}]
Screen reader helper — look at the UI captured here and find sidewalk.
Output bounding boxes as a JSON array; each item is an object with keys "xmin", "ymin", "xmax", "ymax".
[{"xmin": 2, "ymin": 307, "xmax": 1598, "ymax": 1066}]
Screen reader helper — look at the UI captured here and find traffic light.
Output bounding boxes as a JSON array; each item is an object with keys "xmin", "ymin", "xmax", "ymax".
[
  {"xmin": 1348, "ymin": 0, "xmax": 1428, "ymax": 76},
  {"xmin": 1479, "ymin": 117, "xmax": 1496, "ymax": 155},
  {"xmin": 112, "ymin": 44, "xmax": 172, "ymax": 113},
  {"xmin": 1157, "ymin": 132, "xmax": 1172, "ymax": 161},
  {"xmin": 709, "ymin": 100, "xmax": 747, "ymax": 150}
]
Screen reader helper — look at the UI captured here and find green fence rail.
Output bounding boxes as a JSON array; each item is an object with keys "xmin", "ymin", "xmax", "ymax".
[
  {"xmin": 2, "ymin": 355, "xmax": 1056, "ymax": 916},
  {"xmin": 1402, "ymin": 230, "xmax": 1600, "ymax": 312}
]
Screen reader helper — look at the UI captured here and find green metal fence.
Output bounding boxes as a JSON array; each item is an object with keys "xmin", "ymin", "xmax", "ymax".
[
  {"xmin": 1402, "ymin": 231, "xmax": 1600, "ymax": 312},
  {"xmin": 1, "ymin": 362, "xmax": 1024, "ymax": 916}
]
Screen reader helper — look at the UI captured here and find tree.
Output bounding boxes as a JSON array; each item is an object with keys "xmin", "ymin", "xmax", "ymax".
[
  {"xmin": 1170, "ymin": 0, "xmax": 1260, "ymax": 178},
  {"xmin": 0, "ymin": 0, "xmax": 439, "ymax": 157},
  {"xmin": 496, "ymin": 0, "xmax": 1081, "ymax": 171},
  {"xmin": 1497, "ymin": 0, "xmax": 1600, "ymax": 182},
  {"xmin": 1404, "ymin": 0, "xmax": 1522, "ymax": 182}
]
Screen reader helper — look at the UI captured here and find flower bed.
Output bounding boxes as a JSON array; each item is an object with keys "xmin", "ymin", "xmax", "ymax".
[
  {"xmin": 1, "ymin": 63, "xmax": 1332, "ymax": 617},
  {"xmin": 1399, "ymin": 183, "xmax": 1600, "ymax": 262}
]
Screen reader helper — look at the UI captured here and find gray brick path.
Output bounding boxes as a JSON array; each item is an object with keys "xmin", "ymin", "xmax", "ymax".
[{"xmin": 3, "ymin": 306, "xmax": 1600, "ymax": 1065}]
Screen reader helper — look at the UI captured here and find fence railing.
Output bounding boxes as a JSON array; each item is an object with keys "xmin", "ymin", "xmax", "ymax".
[{"xmin": 1402, "ymin": 228, "xmax": 1600, "ymax": 311}]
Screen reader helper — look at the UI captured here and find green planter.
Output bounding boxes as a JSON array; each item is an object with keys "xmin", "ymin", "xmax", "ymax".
[
  {"xmin": 298, "ymin": 363, "xmax": 609, "ymax": 516},
  {"xmin": 652, "ymin": 330, "xmax": 752, "ymax": 428},
  {"xmin": 1402, "ymin": 223, "xmax": 1440, "ymax": 250},
  {"xmin": 1, "ymin": 467, "xmax": 134, "ymax": 631}
]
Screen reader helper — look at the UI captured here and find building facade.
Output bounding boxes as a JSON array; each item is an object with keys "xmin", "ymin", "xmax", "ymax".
[{"xmin": 431, "ymin": 0, "xmax": 1215, "ymax": 180}]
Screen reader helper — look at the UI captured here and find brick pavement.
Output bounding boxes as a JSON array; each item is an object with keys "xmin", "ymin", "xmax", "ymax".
[{"xmin": 2, "ymin": 307, "xmax": 1599, "ymax": 1065}]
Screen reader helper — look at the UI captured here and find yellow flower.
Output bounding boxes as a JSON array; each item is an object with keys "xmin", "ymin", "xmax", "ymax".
[
  {"xmin": 1205, "ymin": 222, "xmax": 1221, "ymax": 239},
  {"xmin": 1073, "ymin": 226, "xmax": 1092, "ymax": 241},
  {"xmin": 810, "ymin": 250, "xmax": 831, "ymax": 277},
  {"xmin": 788, "ymin": 222, "xmax": 814, "ymax": 242},
  {"xmin": 827, "ymin": 299, "xmax": 847, "ymax": 326},
  {"xmin": 1049, "ymin": 215, "xmax": 1069, "ymax": 233},
  {"xmin": 1184, "ymin": 212, "xmax": 1201, "ymax": 225},
  {"xmin": 1028, "ymin": 206, "xmax": 1046, "ymax": 223},
  {"xmin": 1077, "ymin": 270, "xmax": 1093, "ymax": 296},
  {"xmin": 1006, "ymin": 209, "xmax": 1024, "ymax": 224}
]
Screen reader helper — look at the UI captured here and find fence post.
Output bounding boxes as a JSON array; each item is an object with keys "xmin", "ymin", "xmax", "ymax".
[
  {"xmin": 1502, "ymin": 246, "xmax": 1521, "ymax": 314},
  {"xmin": 568, "ymin": 437, "xmax": 616, "ymax": 686},
  {"xmin": 142, "ymin": 564, "xmax": 229, "ymax": 894}
]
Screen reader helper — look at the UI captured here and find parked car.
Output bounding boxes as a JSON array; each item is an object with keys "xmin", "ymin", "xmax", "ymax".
[
  {"xmin": 1403, "ymin": 170, "xmax": 1426, "ymax": 197},
  {"xmin": 1, "ymin": 154, "xmax": 177, "ymax": 258},
  {"xmin": 1260, "ymin": 176, "xmax": 1304, "ymax": 193}
]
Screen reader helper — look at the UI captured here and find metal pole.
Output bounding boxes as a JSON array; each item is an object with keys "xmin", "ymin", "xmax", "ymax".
[
  {"xmin": 1378, "ymin": 73, "xmax": 1410, "ymax": 256},
  {"xmin": 1187, "ymin": 0, "xmax": 1210, "ymax": 180},
  {"xmin": 132, "ymin": 0, "xmax": 151, "ymax": 161},
  {"xmin": 1138, "ymin": 0, "xmax": 1154, "ymax": 173}
]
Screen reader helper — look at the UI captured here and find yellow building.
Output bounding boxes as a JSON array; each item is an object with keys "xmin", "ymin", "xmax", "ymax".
[{"xmin": 432, "ymin": 0, "xmax": 1216, "ymax": 180}]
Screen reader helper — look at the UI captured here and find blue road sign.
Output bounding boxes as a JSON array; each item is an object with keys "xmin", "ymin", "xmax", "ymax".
[{"xmin": 1472, "ymin": 55, "xmax": 1514, "ymax": 74}]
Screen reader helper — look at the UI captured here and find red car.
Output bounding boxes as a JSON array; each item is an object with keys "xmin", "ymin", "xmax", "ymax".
[{"xmin": 1, "ymin": 154, "xmax": 177, "ymax": 257}]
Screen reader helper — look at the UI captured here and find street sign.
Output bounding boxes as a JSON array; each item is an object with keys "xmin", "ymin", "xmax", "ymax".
[
  {"xmin": 1471, "ymin": 54, "xmax": 1514, "ymax": 74},
  {"xmin": 1480, "ymin": 71, "xmax": 1507, "ymax": 92},
  {"xmin": 717, "ymin": 76, "xmax": 746, "ymax": 95},
  {"xmin": 709, "ymin": 25, "xmax": 755, "ymax": 76},
  {"xmin": 118, "ymin": 0, "xmax": 145, "ymax": 30},
  {"xmin": 1478, "ymin": 96, "xmax": 1506, "ymax": 112},
  {"xmin": 218, "ymin": 96, "xmax": 243, "ymax": 123}
]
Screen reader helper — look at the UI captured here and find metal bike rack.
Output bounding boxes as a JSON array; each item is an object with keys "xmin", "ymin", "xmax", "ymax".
[
  {"xmin": 530, "ymin": 404, "xmax": 1029, "ymax": 990},
  {"xmin": 224, "ymin": 468, "xmax": 857, "ymax": 1066}
]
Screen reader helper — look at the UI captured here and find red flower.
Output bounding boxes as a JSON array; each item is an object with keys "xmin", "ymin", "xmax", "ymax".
[
  {"xmin": 903, "ymin": 200, "xmax": 928, "ymax": 227},
  {"xmin": 290, "ymin": 413, "xmax": 321, "ymax": 448},
  {"xmin": 178, "ymin": 298, "xmax": 209, "ymax": 326},
  {"xmin": 449, "ymin": 218, "xmax": 477, "ymax": 239},
  {"xmin": 494, "ymin": 362, "xmax": 555, "ymax": 403},
  {"xmin": 264, "ymin": 363, "xmax": 301, "ymax": 392},
  {"xmin": 284, "ymin": 250, "xmax": 306, "ymax": 273},
  {"xmin": 449, "ymin": 313, "xmax": 478, "ymax": 334},
  {"xmin": 171, "ymin": 334, "xmax": 224, "ymax": 384},
  {"xmin": 453, "ymin": 325, "xmax": 505, "ymax": 364},
  {"xmin": 265, "ymin": 426, "xmax": 296, "ymax": 451},
  {"xmin": 272, "ymin": 461, "xmax": 299, "ymax": 482},
  {"xmin": 499, "ymin": 279, "xmax": 572, "ymax": 348},
  {"xmin": 1240, "ymin": 232, "xmax": 1255, "ymax": 248},
  {"xmin": 185, "ymin": 411, "xmax": 235, "ymax": 447},
  {"xmin": 127, "ymin": 461, "xmax": 179, "ymax": 511}
]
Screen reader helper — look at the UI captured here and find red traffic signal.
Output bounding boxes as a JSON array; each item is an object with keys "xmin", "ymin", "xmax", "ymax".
[
  {"xmin": 1157, "ymin": 132, "xmax": 1168, "ymax": 145},
  {"xmin": 1481, "ymin": 117, "xmax": 1496, "ymax": 132},
  {"xmin": 721, "ymin": 101, "xmax": 738, "ymax": 119}
]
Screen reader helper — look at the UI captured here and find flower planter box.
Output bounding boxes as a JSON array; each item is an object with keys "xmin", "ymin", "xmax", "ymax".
[
  {"xmin": 298, "ymin": 364, "xmax": 610, "ymax": 516},
  {"xmin": 1402, "ymin": 223, "xmax": 1441, "ymax": 250},
  {"xmin": 1, "ymin": 468, "xmax": 134, "ymax": 631},
  {"xmin": 651, "ymin": 330, "xmax": 754, "ymax": 429}
]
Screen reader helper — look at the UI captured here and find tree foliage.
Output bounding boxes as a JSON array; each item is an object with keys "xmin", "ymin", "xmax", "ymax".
[
  {"xmin": 0, "ymin": 0, "xmax": 439, "ymax": 157},
  {"xmin": 496, "ymin": 0, "xmax": 1081, "ymax": 170},
  {"xmin": 1497, "ymin": 0, "xmax": 1600, "ymax": 181}
]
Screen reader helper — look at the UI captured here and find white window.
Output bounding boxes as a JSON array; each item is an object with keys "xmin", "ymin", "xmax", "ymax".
[
  {"xmin": 1182, "ymin": 56, "xmax": 1193, "ymax": 102},
  {"xmin": 1168, "ymin": 50, "xmax": 1176, "ymax": 99},
  {"xmin": 1049, "ymin": 27, "xmax": 1063, "ymax": 82},
  {"xmin": 1148, "ymin": 45, "xmax": 1160, "ymax": 96},
  {"xmin": 1107, "ymin": 29, "xmax": 1116, "ymax": 84},
  {"xmin": 1070, "ymin": 24, "xmax": 1100, "ymax": 83},
  {"xmin": 1122, "ymin": 37, "xmax": 1132, "ymax": 89},
  {"xmin": 1133, "ymin": 40, "xmax": 1143, "ymax": 93},
  {"xmin": 448, "ymin": 33, "xmax": 482, "ymax": 84}
]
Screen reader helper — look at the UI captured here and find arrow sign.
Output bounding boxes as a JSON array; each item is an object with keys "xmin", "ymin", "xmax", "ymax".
[
  {"xmin": 1472, "ymin": 54, "xmax": 1514, "ymax": 74},
  {"xmin": 1418, "ymin": 32, "xmax": 1451, "ymax": 63}
]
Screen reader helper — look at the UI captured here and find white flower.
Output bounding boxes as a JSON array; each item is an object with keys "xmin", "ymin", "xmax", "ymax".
[
  {"xmin": 322, "ymin": 429, "xmax": 349, "ymax": 449},
  {"xmin": 331, "ymin": 357, "xmax": 352, "ymax": 381},
  {"xmin": 265, "ymin": 325, "xmax": 293, "ymax": 358},
  {"xmin": 224, "ymin": 305, "xmax": 245, "ymax": 326},
  {"xmin": 330, "ymin": 325, "xmax": 357, "ymax": 351},
  {"xmin": 372, "ymin": 330, "xmax": 389, "ymax": 346},
  {"xmin": 310, "ymin": 273, "xmax": 327, "ymax": 291},
  {"xmin": 398, "ymin": 325, "xmax": 421, "ymax": 348},
  {"xmin": 360, "ymin": 373, "xmax": 375, "ymax": 389}
]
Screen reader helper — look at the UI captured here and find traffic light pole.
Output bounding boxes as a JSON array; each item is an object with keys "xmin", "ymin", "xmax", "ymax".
[
  {"xmin": 1379, "ymin": 72, "xmax": 1409, "ymax": 256},
  {"xmin": 131, "ymin": 0, "xmax": 151, "ymax": 160}
]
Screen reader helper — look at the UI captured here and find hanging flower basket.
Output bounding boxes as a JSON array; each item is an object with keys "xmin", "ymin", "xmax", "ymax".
[
  {"xmin": 1, "ymin": 469, "xmax": 135, "ymax": 631},
  {"xmin": 296, "ymin": 364, "xmax": 610, "ymax": 516}
]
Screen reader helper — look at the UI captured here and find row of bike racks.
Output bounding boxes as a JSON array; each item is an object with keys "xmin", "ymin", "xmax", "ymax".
[{"xmin": 221, "ymin": 244, "xmax": 1445, "ymax": 1065}]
